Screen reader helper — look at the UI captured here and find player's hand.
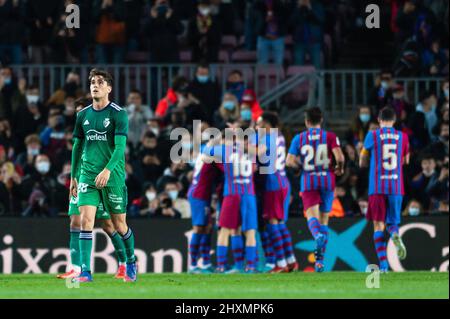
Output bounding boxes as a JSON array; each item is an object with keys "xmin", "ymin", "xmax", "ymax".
[
  {"xmin": 335, "ymin": 166, "xmax": 344, "ymax": 176},
  {"xmin": 70, "ymin": 178, "xmax": 78, "ymax": 198},
  {"xmin": 95, "ymin": 169, "xmax": 111, "ymax": 189}
]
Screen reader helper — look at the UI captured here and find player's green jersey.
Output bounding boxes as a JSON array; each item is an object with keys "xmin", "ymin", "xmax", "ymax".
[{"xmin": 73, "ymin": 102, "xmax": 128, "ymax": 187}]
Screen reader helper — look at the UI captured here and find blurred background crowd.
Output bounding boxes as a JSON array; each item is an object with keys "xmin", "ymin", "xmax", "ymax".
[
  {"xmin": 0, "ymin": 61, "xmax": 448, "ymax": 218},
  {"xmin": 0, "ymin": 0, "xmax": 448, "ymax": 74},
  {"xmin": 0, "ymin": 0, "xmax": 448, "ymax": 219}
]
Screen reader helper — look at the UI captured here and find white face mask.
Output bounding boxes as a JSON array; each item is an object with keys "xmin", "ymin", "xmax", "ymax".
[
  {"xmin": 423, "ymin": 169, "xmax": 435, "ymax": 177},
  {"xmin": 199, "ymin": 7, "xmax": 210, "ymax": 16},
  {"xmin": 361, "ymin": 207, "xmax": 368, "ymax": 215},
  {"xmin": 128, "ymin": 104, "xmax": 136, "ymax": 113},
  {"xmin": 27, "ymin": 148, "xmax": 40, "ymax": 156},
  {"xmin": 168, "ymin": 190, "xmax": 178, "ymax": 200},
  {"xmin": 36, "ymin": 161, "xmax": 50, "ymax": 174},
  {"xmin": 408, "ymin": 207, "xmax": 420, "ymax": 216},
  {"xmin": 27, "ymin": 95, "xmax": 39, "ymax": 105},
  {"xmin": 146, "ymin": 191, "xmax": 156, "ymax": 201},
  {"xmin": 150, "ymin": 127, "xmax": 160, "ymax": 137}
]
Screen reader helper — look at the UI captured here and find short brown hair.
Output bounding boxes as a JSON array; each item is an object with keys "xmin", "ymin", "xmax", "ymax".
[
  {"xmin": 25, "ymin": 134, "xmax": 40, "ymax": 146},
  {"xmin": 74, "ymin": 97, "xmax": 92, "ymax": 108},
  {"xmin": 88, "ymin": 68, "xmax": 113, "ymax": 87}
]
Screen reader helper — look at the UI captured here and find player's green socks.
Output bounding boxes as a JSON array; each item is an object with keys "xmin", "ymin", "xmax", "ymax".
[
  {"xmin": 70, "ymin": 228, "xmax": 81, "ymax": 269},
  {"xmin": 109, "ymin": 231, "xmax": 127, "ymax": 264},
  {"xmin": 122, "ymin": 228, "xmax": 136, "ymax": 263},
  {"xmin": 79, "ymin": 231, "xmax": 93, "ymax": 272}
]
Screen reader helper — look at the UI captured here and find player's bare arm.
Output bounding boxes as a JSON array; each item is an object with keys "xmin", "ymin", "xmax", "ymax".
[
  {"xmin": 332, "ymin": 147, "xmax": 345, "ymax": 176},
  {"xmin": 286, "ymin": 153, "xmax": 300, "ymax": 169},
  {"xmin": 359, "ymin": 148, "xmax": 370, "ymax": 168}
]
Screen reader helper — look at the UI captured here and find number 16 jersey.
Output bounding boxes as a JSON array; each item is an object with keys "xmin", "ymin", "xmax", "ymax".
[
  {"xmin": 288, "ymin": 128, "xmax": 340, "ymax": 192},
  {"xmin": 363, "ymin": 127, "xmax": 409, "ymax": 196}
]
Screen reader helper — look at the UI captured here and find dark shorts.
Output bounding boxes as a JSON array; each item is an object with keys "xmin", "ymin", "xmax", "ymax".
[
  {"xmin": 263, "ymin": 188, "xmax": 289, "ymax": 221},
  {"xmin": 367, "ymin": 194, "xmax": 403, "ymax": 224},
  {"xmin": 301, "ymin": 190, "xmax": 334, "ymax": 213},
  {"xmin": 219, "ymin": 194, "xmax": 257, "ymax": 232}
]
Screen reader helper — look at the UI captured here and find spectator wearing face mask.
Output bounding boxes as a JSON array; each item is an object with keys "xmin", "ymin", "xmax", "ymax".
[
  {"xmin": 129, "ymin": 183, "xmax": 159, "ymax": 218},
  {"xmin": 0, "ymin": 118, "xmax": 13, "ymax": 151},
  {"xmin": 164, "ymin": 180, "xmax": 190, "ymax": 219},
  {"xmin": 369, "ymin": 70, "xmax": 394, "ymax": 114},
  {"xmin": 153, "ymin": 192, "xmax": 182, "ymax": 219},
  {"xmin": 241, "ymin": 90, "xmax": 263, "ymax": 122},
  {"xmin": 188, "ymin": 0, "xmax": 222, "ymax": 63},
  {"xmin": 11, "ymin": 85, "xmax": 45, "ymax": 154},
  {"xmin": 15, "ymin": 134, "xmax": 41, "ymax": 176},
  {"xmin": 126, "ymin": 89, "xmax": 153, "ymax": 147},
  {"xmin": 346, "ymin": 105, "xmax": 372, "ymax": 151},
  {"xmin": 213, "ymin": 92, "xmax": 240, "ymax": 130},
  {"xmin": 188, "ymin": 63, "xmax": 222, "ymax": 124},
  {"xmin": 402, "ymin": 199, "xmax": 423, "ymax": 217},
  {"xmin": 357, "ymin": 197, "xmax": 368, "ymax": 217},
  {"xmin": 20, "ymin": 154, "xmax": 67, "ymax": 216},
  {"xmin": 46, "ymin": 72, "xmax": 83, "ymax": 108}
]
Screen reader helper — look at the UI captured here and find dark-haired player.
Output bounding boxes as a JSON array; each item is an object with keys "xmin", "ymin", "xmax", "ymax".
[
  {"xmin": 57, "ymin": 97, "xmax": 128, "ymax": 280},
  {"xmin": 256, "ymin": 112, "xmax": 298, "ymax": 273},
  {"xmin": 360, "ymin": 107, "xmax": 409, "ymax": 272},
  {"xmin": 70, "ymin": 69, "xmax": 137, "ymax": 282},
  {"xmin": 286, "ymin": 107, "xmax": 345, "ymax": 272}
]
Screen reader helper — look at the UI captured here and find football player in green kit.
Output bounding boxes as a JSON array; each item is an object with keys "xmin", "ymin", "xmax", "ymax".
[
  {"xmin": 70, "ymin": 69, "xmax": 137, "ymax": 283},
  {"xmin": 57, "ymin": 97, "xmax": 128, "ymax": 280}
]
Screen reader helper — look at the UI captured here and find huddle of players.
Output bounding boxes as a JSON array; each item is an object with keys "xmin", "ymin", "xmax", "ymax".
[
  {"xmin": 188, "ymin": 106, "xmax": 409, "ymax": 273},
  {"xmin": 187, "ymin": 112, "xmax": 299, "ymax": 274}
]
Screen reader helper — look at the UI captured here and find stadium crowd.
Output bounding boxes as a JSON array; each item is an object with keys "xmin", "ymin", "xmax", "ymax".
[
  {"xmin": 0, "ymin": 0, "xmax": 448, "ymax": 73},
  {"xmin": 0, "ymin": 62, "xmax": 448, "ymax": 218}
]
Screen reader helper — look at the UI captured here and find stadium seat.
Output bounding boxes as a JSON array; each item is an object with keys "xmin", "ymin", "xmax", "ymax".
[
  {"xmin": 125, "ymin": 51, "xmax": 149, "ymax": 63},
  {"xmin": 180, "ymin": 50, "xmax": 192, "ymax": 63},
  {"xmin": 231, "ymin": 50, "xmax": 258, "ymax": 63},
  {"xmin": 255, "ymin": 65, "xmax": 285, "ymax": 97},
  {"xmin": 221, "ymin": 35, "xmax": 238, "ymax": 50},
  {"xmin": 285, "ymin": 65, "xmax": 316, "ymax": 104},
  {"xmin": 218, "ymin": 50, "xmax": 230, "ymax": 63}
]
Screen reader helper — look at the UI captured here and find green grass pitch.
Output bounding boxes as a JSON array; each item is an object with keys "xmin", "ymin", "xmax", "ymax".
[{"xmin": 0, "ymin": 272, "xmax": 447, "ymax": 299}]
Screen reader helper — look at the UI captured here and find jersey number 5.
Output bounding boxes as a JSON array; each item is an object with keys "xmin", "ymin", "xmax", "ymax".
[
  {"xmin": 382, "ymin": 144, "xmax": 398, "ymax": 170},
  {"xmin": 301, "ymin": 144, "xmax": 330, "ymax": 170}
]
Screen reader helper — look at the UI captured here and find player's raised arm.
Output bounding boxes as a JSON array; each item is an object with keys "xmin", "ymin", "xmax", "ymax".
[{"xmin": 332, "ymin": 147, "xmax": 345, "ymax": 176}]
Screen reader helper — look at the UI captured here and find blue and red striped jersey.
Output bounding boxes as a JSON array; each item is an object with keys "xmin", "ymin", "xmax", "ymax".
[
  {"xmin": 363, "ymin": 127, "xmax": 409, "ymax": 195},
  {"xmin": 288, "ymin": 128, "xmax": 340, "ymax": 192},
  {"xmin": 257, "ymin": 132, "xmax": 290, "ymax": 191},
  {"xmin": 187, "ymin": 145, "xmax": 221, "ymax": 200},
  {"xmin": 208, "ymin": 143, "xmax": 256, "ymax": 196}
]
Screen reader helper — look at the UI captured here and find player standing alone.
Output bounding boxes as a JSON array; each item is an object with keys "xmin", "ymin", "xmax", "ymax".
[
  {"xmin": 70, "ymin": 69, "xmax": 137, "ymax": 282},
  {"xmin": 286, "ymin": 107, "xmax": 345, "ymax": 272},
  {"xmin": 359, "ymin": 107, "xmax": 409, "ymax": 272}
]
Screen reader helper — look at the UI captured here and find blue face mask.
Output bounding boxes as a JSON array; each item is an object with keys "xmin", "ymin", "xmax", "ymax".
[
  {"xmin": 408, "ymin": 207, "xmax": 420, "ymax": 216},
  {"xmin": 359, "ymin": 114, "xmax": 371, "ymax": 123},
  {"xmin": 223, "ymin": 101, "xmax": 235, "ymax": 111},
  {"xmin": 380, "ymin": 81, "xmax": 389, "ymax": 89},
  {"xmin": 3, "ymin": 77, "xmax": 12, "ymax": 85},
  {"xmin": 444, "ymin": 89, "xmax": 449, "ymax": 99},
  {"xmin": 196, "ymin": 75, "xmax": 209, "ymax": 84},
  {"xmin": 241, "ymin": 109, "xmax": 252, "ymax": 121}
]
